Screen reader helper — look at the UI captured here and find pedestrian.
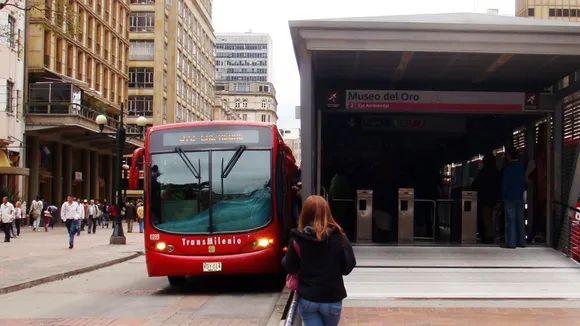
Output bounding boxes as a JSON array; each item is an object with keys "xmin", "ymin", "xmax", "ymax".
[
  {"xmin": 101, "ymin": 199, "xmax": 110, "ymax": 228},
  {"xmin": 137, "ymin": 201, "xmax": 144, "ymax": 233},
  {"xmin": 282, "ymin": 195, "xmax": 357, "ymax": 326},
  {"xmin": 125, "ymin": 200, "xmax": 137, "ymax": 233},
  {"xmin": 29, "ymin": 196, "xmax": 42, "ymax": 231},
  {"xmin": 501, "ymin": 147, "xmax": 527, "ymax": 249},
  {"xmin": 13, "ymin": 201, "xmax": 23, "ymax": 237},
  {"xmin": 61, "ymin": 196, "xmax": 81, "ymax": 249},
  {"xmin": 87, "ymin": 199, "xmax": 99, "ymax": 234},
  {"xmin": 1, "ymin": 196, "xmax": 15, "ymax": 243}
]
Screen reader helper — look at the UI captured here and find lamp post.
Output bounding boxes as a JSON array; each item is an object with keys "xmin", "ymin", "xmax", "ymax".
[
  {"xmin": 122, "ymin": 163, "xmax": 129, "ymax": 200},
  {"xmin": 95, "ymin": 103, "xmax": 148, "ymax": 245}
]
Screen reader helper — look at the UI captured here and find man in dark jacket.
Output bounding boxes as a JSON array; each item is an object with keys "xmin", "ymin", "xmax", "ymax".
[
  {"xmin": 472, "ymin": 153, "xmax": 501, "ymax": 243},
  {"xmin": 125, "ymin": 201, "xmax": 137, "ymax": 233},
  {"xmin": 501, "ymin": 147, "xmax": 527, "ymax": 249}
]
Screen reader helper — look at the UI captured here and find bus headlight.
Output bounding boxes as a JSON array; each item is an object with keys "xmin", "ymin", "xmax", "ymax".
[
  {"xmin": 252, "ymin": 238, "xmax": 274, "ymax": 249},
  {"xmin": 155, "ymin": 242, "xmax": 167, "ymax": 251}
]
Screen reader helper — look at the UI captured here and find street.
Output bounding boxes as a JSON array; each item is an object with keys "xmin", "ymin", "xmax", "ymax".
[{"xmin": 0, "ymin": 255, "xmax": 283, "ymax": 326}]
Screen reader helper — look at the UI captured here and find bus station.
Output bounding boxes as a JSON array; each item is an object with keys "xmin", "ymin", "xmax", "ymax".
[{"xmin": 290, "ymin": 13, "xmax": 580, "ymax": 300}]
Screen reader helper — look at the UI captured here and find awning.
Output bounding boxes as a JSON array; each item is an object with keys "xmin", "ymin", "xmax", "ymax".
[
  {"xmin": 42, "ymin": 67, "xmax": 100, "ymax": 98},
  {"xmin": 0, "ymin": 150, "xmax": 29, "ymax": 176}
]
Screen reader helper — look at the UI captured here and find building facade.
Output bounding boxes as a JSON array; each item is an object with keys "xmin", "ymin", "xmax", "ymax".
[
  {"xmin": 516, "ymin": 0, "xmax": 580, "ymax": 20},
  {"xmin": 24, "ymin": 0, "xmax": 140, "ymax": 204},
  {"xmin": 279, "ymin": 128, "xmax": 301, "ymax": 166},
  {"xmin": 128, "ymin": 0, "xmax": 216, "ymax": 126},
  {"xmin": 215, "ymin": 32, "xmax": 273, "ymax": 82},
  {"xmin": 212, "ymin": 97, "xmax": 240, "ymax": 121},
  {"xmin": 0, "ymin": 4, "xmax": 28, "ymax": 195},
  {"xmin": 215, "ymin": 81, "xmax": 278, "ymax": 124}
]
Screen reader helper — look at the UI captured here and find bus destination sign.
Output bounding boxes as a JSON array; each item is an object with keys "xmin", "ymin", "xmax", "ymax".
[{"xmin": 162, "ymin": 129, "xmax": 261, "ymax": 146}]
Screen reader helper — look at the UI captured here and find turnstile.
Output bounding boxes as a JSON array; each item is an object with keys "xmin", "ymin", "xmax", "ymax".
[
  {"xmin": 355, "ymin": 189, "xmax": 373, "ymax": 243},
  {"xmin": 398, "ymin": 188, "xmax": 414, "ymax": 244},
  {"xmin": 461, "ymin": 191, "xmax": 478, "ymax": 244}
]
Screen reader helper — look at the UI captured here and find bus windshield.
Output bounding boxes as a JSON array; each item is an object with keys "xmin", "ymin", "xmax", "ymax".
[{"xmin": 149, "ymin": 149, "xmax": 272, "ymax": 234}]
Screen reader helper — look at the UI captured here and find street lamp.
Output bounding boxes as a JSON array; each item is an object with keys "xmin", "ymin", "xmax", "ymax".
[
  {"xmin": 122, "ymin": 163, "xmax": 130, "ymax": 200},
  {"xmin": 95, "ymin": 103, "xmax": 148, "ymax": 245}
]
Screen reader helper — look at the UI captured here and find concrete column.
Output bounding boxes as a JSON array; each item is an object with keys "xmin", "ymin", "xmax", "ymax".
[
  {"xmin": 91, "ymin": 152, "xmax": 99, "ymax": 200},
  {"xmin": 106, "ymin": 155, "xmax": 113, "ymax": 202},
  {"xmin": 63, "ymin": 145, "xmax": 73, "ymax": 197},
  {"xmin": 52, "ymin": 143, "xmax": 63, "ymax": 204},
  {"xmin": 81, "ymin": 150, "xmax": 90, "ymax": 199},
  {"xmin": 27, "ymin": 136, "xmax": 40, "ymax": 201},
  {"xmin": 299, "ymin": 48, "xmax": 314, "ymax": 199}
]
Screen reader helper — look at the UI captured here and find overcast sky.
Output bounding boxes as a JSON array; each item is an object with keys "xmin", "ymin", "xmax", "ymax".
[{"xmin": 212, "ymin": 0, "xmax": 516, "ymax": 128}]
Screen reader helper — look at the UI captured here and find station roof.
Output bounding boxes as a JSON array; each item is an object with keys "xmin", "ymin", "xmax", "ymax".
[{"xmin": 289, "ymin": 13, "xmax": 580, "ymax": 92}]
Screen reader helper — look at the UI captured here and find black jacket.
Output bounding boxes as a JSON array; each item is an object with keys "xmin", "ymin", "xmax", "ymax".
[{"xmin": 282, "ymin": 226, "xmax": 357, "ymax": 303}]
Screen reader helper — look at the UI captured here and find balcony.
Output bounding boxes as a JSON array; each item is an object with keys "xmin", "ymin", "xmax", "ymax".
[{"xmin": 25, "ymin": 102, "xmax": 144, "ymax": 155}]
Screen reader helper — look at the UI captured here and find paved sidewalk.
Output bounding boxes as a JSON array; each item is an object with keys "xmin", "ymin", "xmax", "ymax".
[
  {"xmin": 339, "ymin": 307, "xmax": 580, "ymax": 325},
  {"xmin": 0, "ymin": 224, "xmax": 144, "ymax": 294}
]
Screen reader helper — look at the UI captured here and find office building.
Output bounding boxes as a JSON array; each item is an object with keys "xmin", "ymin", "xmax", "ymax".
[
  {"xmin": 0, "ymin": 6, "xmax": 28, "ymax": 193},
  {"xmin": 24, "ymin": 0, "xmax": 139, "ymax": 204},
  {"xmin": 516, "ymin": 0, "xmax": 580, "ymax": 20},
  {"xmin": 215, "ymin": 81, "xmax": 278, "ymax": 124},
  {"xmin": 215, "ymin": 32, "xmax": 273, "ymax": 82},
  {"xmin": 128, "ymin": 0, "xmax": 217, "ymax": 125},
  {"xmin": 279, "ymin": 128, "xmax": 301, "ymax": 166}
]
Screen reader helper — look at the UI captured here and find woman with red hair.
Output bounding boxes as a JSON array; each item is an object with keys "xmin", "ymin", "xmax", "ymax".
[{"xmin": 282, "ymin": 195, "xmax": 356, "ymax": 326}]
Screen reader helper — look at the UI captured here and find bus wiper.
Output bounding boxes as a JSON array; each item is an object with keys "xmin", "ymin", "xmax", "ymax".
[
  {"xmin": 221, "ymin": 145, "xmax": 246, "ymax": 179},
  {"xmin": 175, "ymin": 147, "xmax": 200, "ymax": 179}
]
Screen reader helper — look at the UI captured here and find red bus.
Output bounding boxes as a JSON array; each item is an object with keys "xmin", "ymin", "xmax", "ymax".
[{"xmin": 129, "ymin": 121, "xmax": 299, "ymax": 286}]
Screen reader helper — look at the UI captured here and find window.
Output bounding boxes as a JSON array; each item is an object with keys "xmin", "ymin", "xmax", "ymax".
[
  {"xmin": 261, "ymin": 114, "xmax": 266, "ymax": 122},
  {"xmin": 242, "ymin": 114, "xmax": 247, "ymax": 121},
  {"xmin": 128, "ymin": 96, "xmax": 153, "ymax": 117},
  {"xmin": 527, "ymin": 8, "xmax": 534, "ymax": 17},
  {"xmin": 215, "ymin": 85, "xmax": 225, "ymax": 91},
  {"xmin": 259, "ymin": 85, "xmax": 269, "ymax": 92},
  {"xmin": 549, "ymin": 8, "xmax": 556, "ymax": 17},
  {"xmin": 150, "ymin": 150, "xmax": 272, "ymax": 234},
  {"xmin": 235, "ymin": 99, "xmax": 240, "ymax": 108},
  {"xmin": 5, "ymin": 81, "xmax": 14, "ymax": 113},
  {"xmin": 233, "ymin": 83, "xmax": 250, "ymax": 92},
  {"xmin": 129, "ymin": 12, "xmax": 155, "ymax": 32},
  {"xmin": 129, "ymin": 68, "xmax": 154, "ymax": 88},
  {"xmin": 261, "ymin": 99, "xmax": 267, "ymax": 108},
  {"xmin": 242, "ymin": 99, "xmax": 247, "ymax": 108},
  {"xmin": 7, "ymin": 15, "xmax": 16, "ymax": 49}
]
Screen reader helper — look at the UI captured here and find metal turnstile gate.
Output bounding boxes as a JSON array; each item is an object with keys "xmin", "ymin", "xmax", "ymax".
[
  {"xmin": 461, "ymin": 191, "xmax": 478, "ymax": 244},
  {"xmin": 356, "ymin": 189, "xmax": 373, "ymax": 243},
  {"xmin": 398, "ymin": 188, "xmax": 414, "ymax": 244}
]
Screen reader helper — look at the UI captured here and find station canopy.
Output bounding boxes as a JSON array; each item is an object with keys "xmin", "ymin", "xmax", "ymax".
[{"xmin": 290, "ymin": 13, "xmax": 580, "ymax": 92}]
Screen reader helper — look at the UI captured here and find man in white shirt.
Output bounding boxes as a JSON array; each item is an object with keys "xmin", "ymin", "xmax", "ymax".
[
  {"xmin": 61, "ymin": 195, "xmax": 81, "ymax": 249},
  {"xmin": 29, "ymin": 196, "xmax": 43, "ymax": 230},
  {"xmin": 1, "ymin": 196, "xmax": 15, "ymax": 243},
  {"xmin": 87, "ymin": 199, "xmax": 99, "ymax": 234}
]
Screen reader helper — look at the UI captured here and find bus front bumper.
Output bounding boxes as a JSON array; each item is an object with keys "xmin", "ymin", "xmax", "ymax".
[{"xmin": 145, "ymin": 247, "xmax": 283, "ymax": 277}]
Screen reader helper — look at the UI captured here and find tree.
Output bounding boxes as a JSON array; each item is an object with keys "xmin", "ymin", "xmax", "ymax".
[{"xmin": 0, "ymin": 0, "xmax": 82, "ymax": 48}]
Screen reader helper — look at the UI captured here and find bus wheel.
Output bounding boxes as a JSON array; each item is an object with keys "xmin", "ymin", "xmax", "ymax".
[{"xmin": 167, "ymin": 275, "xmax": 186, "ymax": 287}]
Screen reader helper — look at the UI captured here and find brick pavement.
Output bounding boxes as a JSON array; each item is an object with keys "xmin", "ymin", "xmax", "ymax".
[
  {"xmin": 4, "ymin": 307, "xmax": 580, "ymax": 325},
  {"xmin": 339, "ymin": 307, "xmax": 580, "ymax": 325},
  {"xmin": 0, "ymin": 225, "xmax": 144, "ymax": 292}
]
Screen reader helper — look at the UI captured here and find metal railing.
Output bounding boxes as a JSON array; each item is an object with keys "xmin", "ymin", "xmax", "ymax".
[
  {"xmin": 554, "ymin": 201, "xmax": 580, "ymax": 262},
  {"xmin": 26, "ymin": 102, "xmax": 140, "ymax": 134}
]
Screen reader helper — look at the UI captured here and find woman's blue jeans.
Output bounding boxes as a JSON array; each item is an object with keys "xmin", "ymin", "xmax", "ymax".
[{"xmin": 298, "ymin": 298, "xmax": 342, "ymax": 326}]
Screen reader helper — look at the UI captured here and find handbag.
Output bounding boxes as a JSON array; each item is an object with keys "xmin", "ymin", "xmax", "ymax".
[{"xmin": 285, "ymin": 240, "xmax": 301, "ymax": 291}]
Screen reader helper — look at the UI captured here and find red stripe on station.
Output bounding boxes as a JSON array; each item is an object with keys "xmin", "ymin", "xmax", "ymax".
[{"xmin": 348, "ymin": 102, "xmax": 523, "ymax": 111}]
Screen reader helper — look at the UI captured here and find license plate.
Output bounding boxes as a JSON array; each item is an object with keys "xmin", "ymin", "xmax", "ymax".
[{"xmin": 202, "ymin": 262, "xmax": 222, "ymax": 272}]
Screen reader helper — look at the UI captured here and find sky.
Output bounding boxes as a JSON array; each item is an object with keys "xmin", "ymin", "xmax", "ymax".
[{"xmin": 212, "ymin": 0, "xmax": 516, "ymax": 129}]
